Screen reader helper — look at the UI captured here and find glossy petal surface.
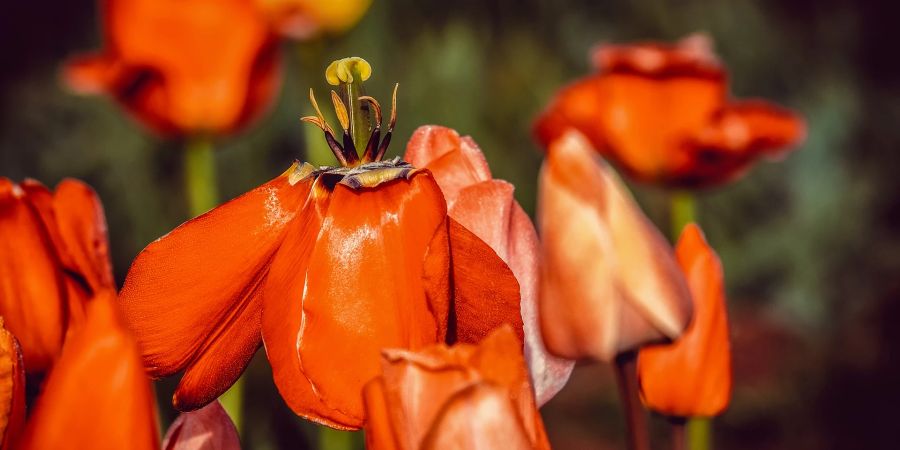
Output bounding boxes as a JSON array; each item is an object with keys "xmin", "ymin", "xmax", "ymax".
[
  {"xmin": 638, "ymin": 224, "xmax": 732, "ymax": 417},
  {"xmin": 120, "ymin": 166, "xmax": 309, "ymax": 410},
  {"xmin": 17, "ymin": 291, "xmax": 159, "ymax": 450},
  {"xmin": 162, "ymin": 401, "xmax": 240, "ymax": 450},
  {"xmin": 0, "ymin": 319, "xmax": 24, "ymax": 450},
  {"xmin": 538, "ymin": 131, "xmax": 693, "ymax": 362}
]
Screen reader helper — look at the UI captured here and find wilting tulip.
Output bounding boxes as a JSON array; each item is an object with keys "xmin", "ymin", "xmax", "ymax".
[
  {"xmin": 163, "ymin": 401, "xmax": 241, "ymax": 450},
  {"xmin": 119, "ymin": 58, "xmax": 523, "ymax": 429},
  {"xmin": 17, "ymin": 290, "xmax": 159, "ymax": 450},
  {"xmin": 0, "ymin": 178, "xmax": 113, "ymax": 372},
  {"xmin": 404, "ymin": 125, "xmax": 574, "ymax": 406},
  {"xmin": 255, "ymin": 0, "xmax": 372, "ymax": 39},
  {"xmin": 537, "ymin": 131, "xmax": 693, "ymax": 363},
  {"xmin": 63, "ymin": 0, "xmax": 282, "ymax": 137},
  {"xmin": 534, "ymin": 34, "xmax": 806, "ymax": 187},
  {"xmin": 638, "ymin": 224, "xmax": 731, "ymax": 417},
  {"xmin": 363, "ymin": 325, "xmax": 551, "ymax": 450},
  {"xmin": 0, "ymin": 319, "xmax": 24, "ymax": 450}
]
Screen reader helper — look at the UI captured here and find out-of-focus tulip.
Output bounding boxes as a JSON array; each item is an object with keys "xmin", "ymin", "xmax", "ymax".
[
  {"xmin": 404, "ymin": 125, "xmax": 574, "ymax": 406},
  {"xmin": 255, "ymin": 0, "xmax": 372, "ymax": 39},
  {"xmin": 17, "ymin": 290, "xmax": 159, "ymax": 450},
  {"xmin": 0, "ymin": 178, "xmax": 113, "ymax": 372},
  {"xmin": 534, "ymin": 34, "xmax": 806, "ymax": 187},
  {"xmin": 638, "ymin": 224, "xmax": 731, "ymax": 417},
  {"xmin": 63, "ymin": 0, "xmax": 282, "ymax": 137},
  {"xmin": 163, "ymin": 401, "xmax": 241, "ymax": 450},
  {"xmin": 119, "ymin": 63, "xmax": 523, "ymax": 429},
  {"xmin": 0, "ymin": 319, "xmax": 24, "ymax": 450},
  {"xmin": 537, "ymin": 131, "xmax": 693, "ymax": 362},
  {"xmin": 363, "ymin": 325, "xmax": 551, "ymax": 450}
]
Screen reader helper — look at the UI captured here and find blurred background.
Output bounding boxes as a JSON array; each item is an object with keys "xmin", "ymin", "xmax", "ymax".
[{"xmin": 2, "ymin": 0, "xmax": 897, "ymax": 449}]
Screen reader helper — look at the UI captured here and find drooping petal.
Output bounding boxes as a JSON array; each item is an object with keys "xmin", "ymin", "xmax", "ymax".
[
  {"xmin": 17, "ymin": 291, "xmax": 159, "ymax": 450},
  {"xmin": 51, "ymin": 179, "xmax": 115, "ymax": 294},
  {"xmin": 0, "ymin": 178, "xmax": 66, "ymax": 372},
  {"xmin": 263, "ymin": 172, "xmax": 449, "ymax": 429},
  {"xmin": 538, "ymin": 131, "xmax": 693, "ymax": 362},
  {"xmin": 638, "ymin": 224, "xmax": 732, "ymax": 417},
  {"xmin": 119, "ymin": 164, "xmax": 310, "ymax": 410},
  {"xmin": 404, "ymin": 126, "xmax": 491, "ymax": 204},
  {"xmin": 0, "ymin": 319, "xmax": 24, "ymax": 450},
  {"xmin": 162, "ymin": 400, "xmax": 241, "ymax": 450}
]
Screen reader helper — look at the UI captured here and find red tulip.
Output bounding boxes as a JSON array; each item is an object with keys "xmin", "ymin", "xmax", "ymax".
[
  {"xmin": 363, "ymin": 325, "xmax": 551, "ymax": 450},
  {"xmin": 537, "ymin": 131, "xmax": 693, "ymax": 362},
  {"xmin": 0, "ymin": 178, "xmax": 113, "ymax": 372},
  {"xmin": 534, "ymin": 34, "xmax": 806, "ymax": 187},
  {"xmin": 0, "ymin": 319, "xmax": 24, "ymax": 450},
  {"xmin": 63, "ymin": 0, "xmax": 281, "ymax": 137},
  {"xmin": 638, "ymin": 224, "xmax": 732, "ymax": 417},
  {"xmin": 163, "ymin": 401, "xmax": 241, "ymax": 450},
  {"xmin": 17, "ymin": 290, "xmax": 159, "ymax": 450},
  {"xmin": 405, "ymin": 125, "xmax": 574, "ymax": 406}
]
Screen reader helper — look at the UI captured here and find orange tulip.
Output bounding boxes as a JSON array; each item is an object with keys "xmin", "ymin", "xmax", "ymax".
[
  {"xmin": 0, "ymin": 178, "xmax": 113, "ymax": 372},
  {"xmin": 534, "ymin": 34, "xmax": 806, "ymax": 187},
  {"xmin": 17, "ymin": 290, "xmax": 159, "ymax": 450},
  {"xmin": 363, "ymin": 325, "xmax": 551, "ymax": 450},
  {"xmin": 163, "ymin": 401, "xmax": 241, "ymax": 450},
  {"xmin": 63, "ymin": 0, "xmax": 282, "ymax": 137},
  {"xmin": 638, "ymin": 224, "xmax": 731, "ymax": 417},
  {"xmin": 255, "ymin": 0, "xmax": 372, "ymax": 39},
  {"xmin": 404, "ymin": 125, "xmax": 574, "ymax": 406},
  {"xmin": 0, "ymin": 319, "xmax": 24, "ymax": 450},
  {"xmin": 537, "ymin": 131, "xmax": 693, "ymax": 362},
  {"xmin": 119, "ymin": 65, "xmax": 523, "ymax": 429}
]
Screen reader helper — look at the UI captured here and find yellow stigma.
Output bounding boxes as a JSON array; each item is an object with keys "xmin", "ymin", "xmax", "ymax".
[{"xmin": 325, "ymin": 57, "xmax": 372, "ymax": 85}]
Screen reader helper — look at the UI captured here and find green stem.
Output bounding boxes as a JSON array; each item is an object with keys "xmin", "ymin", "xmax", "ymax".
[
  {"xmin": 687, "ymin": 418, "xmax": 711, "ymax": 450},
  {"xmin": 319, "ymin": 427, "xmax": 360, "ymax": 450},
  {"xmin": 219, "ymin": 379, "xmax": 245, "ymax": 436},
  {"xmin": 184, "ymin": 137, "xmax": 218, "ymax": 216},
  {"xmin": 670, "ymin": 190, "xmax": 696, "ymax": 240}
]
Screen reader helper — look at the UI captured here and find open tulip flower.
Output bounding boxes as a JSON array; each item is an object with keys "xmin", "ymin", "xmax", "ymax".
[
  {"xmin": 0, "ymin": 319, "xmax": 24, "ymax": 450},
  {"xmin": 17, "ymin": 290, "xmax": 159, "ymax": 450},
  {"xmin": 118, "ymin": 58, "xmax": 524, "ymax": 429},
  {"xmin": 638, "ymin": 224, "xmax": 732, "ymax": 418},
  {"xmin": 537, "ymin": 130, "xmax": 693, "ymax": 363},
  {"xmin": 255, "ymin": 0, "xmax": 372, "ymax": 40},
  {"xmin": 163, "ymin": 401, "xmax": 241, "ymax": 450},
  {"xmin": 363, "ymin": 325, "xmax": 551, "ymax": 450},
  {"xmin": 0, "ymin": 178, "xmax": 114, "ymax": 372},
  {"xmin": 404, "ymin": 125, "xmax": 574, "ymax": 406},
  {"xmin": 63, "ymin": 0, "xmax": 282, "ymax": 137},
  {"xmin": 534, "ymin": 34, "xmax": 806, "ymax": 187}
]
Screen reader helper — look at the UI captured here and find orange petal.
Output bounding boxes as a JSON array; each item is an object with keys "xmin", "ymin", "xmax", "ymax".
[
  {"xmin": 61, "ymin": 54, "xmax": 123, "ymax": 95},
  {"xmin": 162, "ymin": 400, "xmax": 240, "ymax": 450},
  {"xmin": 638, "ymin": 224, "xmax": 732, "ymax": 417},
  {"xmin": 17, "ymin": 291, "xmax": 159, "ymax": 450},
  {"xmin": 257, "ymin": 0, "xmax": 373, "ymax": 39},
  {"xmin": 0, "ymin": 319, "xmax": 24, "ymax": 450},
  {"xmin": 51, "ymin": 179, "xmax": 115, "ymax": 294},
  {"xmin": 0, "ymin": 178, "xmax": 66, "ymax": 372},
  {"xmin": 592, "ymin": 33, "xmax": 722, "ymax": 78},
  {"xmin": 263, "ymin": 172, "xmax": 449, "ymax": 428},
  {"xmin": 537, "ymin": 131, "xmax": 693, "ymax": 362},
  {"xmin": 404, "ymin": 126, "xmax": 491, "ymax": 204},
  {"xmin": 119, "ymin": 166, "xmax": 310, "ymax": 409}
]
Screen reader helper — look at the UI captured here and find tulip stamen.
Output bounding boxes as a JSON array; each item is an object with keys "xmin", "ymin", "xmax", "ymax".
[
  {"xmin": 330, "ymin": 90, "xmax": 359, "ymax": 165},
  {"xmin": 358, "ymin": 96, "xmax": 382, "ymax": 163},
  {"xmin": 374, "ymin": 83, "xmax": 399, "ymax": 162}
]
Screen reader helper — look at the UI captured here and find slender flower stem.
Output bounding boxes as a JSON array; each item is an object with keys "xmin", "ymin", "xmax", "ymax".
[
  {"xmin": 670, "ymin": 190, "xmax": 696, "ymax": 240},
  {"xmin": 670, "ymin": 417, "xmax": 687, "ymax": 450},
  {"xmin": 319, "ymin": 427, "xmax": 360, "ymax": 450},
  {"xmin": 614, "ymin": 352, "xmax": 650, "ymax": 450},
  {"xmin": 687, "ymin": 418, "xmax": 712, "ymax": 450}
]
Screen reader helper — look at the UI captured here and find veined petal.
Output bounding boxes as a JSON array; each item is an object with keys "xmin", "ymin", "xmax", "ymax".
[
  {"xmin": 162, "ymin": 400, "xmax": 240, "ymax": 450},
  {"xmin": 538, "ymin": 131, "xmax": 692, "ymax": 362},
  {"xmin": 119, "ymin": 165, "xmax": 310, "ymax": 409},
  {"xmin": 0, "ymin": 178, "xmax": 66, "ymax": 372},
  {"xmin": 0, "ymin": 319, "xmax": 24, "ymax": 450},
  {"xmin": 638, "ymin": 224, "xmax": 732, "ymax": 417},
  {"xmin": 17, "ymin": 291, "xmax": 159, "ymax": 450},
  {"xmin": 263, "ymin": 172, "xmax": 449, "ymax": 428}
]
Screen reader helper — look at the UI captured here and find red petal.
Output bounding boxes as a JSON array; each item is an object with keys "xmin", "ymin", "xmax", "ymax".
[
  {"xmin": 51, "ymin": 179, "xmax": 115, "ymax": 295},
  {"xmin": 0, "ymin": 319, "xmax": 24, "ymax": 450},
  {"xmin": 162, "ymin": 400, "xmax": 240, "ymax": 450},
  {"xmin": 61, "ymin": 54, "xmax": 122, "ymax": 95},
  {"xmin": 17, "ymin": 291, "xmax": 159, "ymax": 450},
  {"xmin": 592, "ymin": 33, "xmax": 723, "ymax": 78},
  {"xmin": 119, "ymin": 165, "xmax": 310, "ymax": 409}
]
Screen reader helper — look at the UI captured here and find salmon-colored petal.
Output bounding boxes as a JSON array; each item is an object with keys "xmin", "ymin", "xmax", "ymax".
[
  {"xmin": 264, "ymin": 172, "xmax": 448, "ymax": 428},
  {"xmin": 538, "ymin": 131, "xmax": 692, "ymax": 362},
  {"xmin": 362, "ymin": 378, "xmax": 400, "ymax": 450},
  {"xmin": 120, "ymin": 166, "xmax": 310, "ymax": 408},
  {"xmin": 51, "ymin": 179, "xmax": 114, "ymax": 294},
  {"xmin": 638, "ymin": 224, "xmax": 732, "ymax": 417},
  {"xmin": 0, "ymin": 179, "xmax": 66, "ymax": 372},
  {"xmin": 162, "ymin": 400, "xmax": 240, "ymax": 450},
  {"xmin": 0, "ymin": 319, "xmax": 24, "ymax": 450},
  {"xmin": 448, "ymin": 218, "xmax": 523, "ymax": 345},
  {"xmin": 404, "ymin": 126, "xmax": 491, "ymax": 203},
  {"xmin": 17, "ymin": 291, "xmax": 159, "ymax": 450}
]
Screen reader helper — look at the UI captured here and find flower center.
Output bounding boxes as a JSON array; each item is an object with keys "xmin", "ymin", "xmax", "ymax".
[{"xmin": 301, "ymin": 57, "xmax": 397, "ymax": 168}]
